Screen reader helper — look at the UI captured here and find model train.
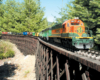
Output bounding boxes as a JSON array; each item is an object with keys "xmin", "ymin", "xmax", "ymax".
[
  {"xmin": 1, "ymin": 18, "xmax": 94, "ymax": 49},
  {"xmin": 39, "ymin": 18, "xmax": 94, "ymax": 49}
]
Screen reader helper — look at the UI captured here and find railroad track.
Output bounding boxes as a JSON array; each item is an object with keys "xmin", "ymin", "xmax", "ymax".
[
  {"xmin": 42, "ymin": 38, "xmax": 100, "ymax": 61},
  {"xmin": 36, "ymin": 38, "xmax": 100, "ymax": 80}
]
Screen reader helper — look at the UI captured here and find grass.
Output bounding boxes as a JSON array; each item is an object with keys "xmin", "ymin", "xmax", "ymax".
[
  {"xmin": 0, "ymin": 40, "xmax": 15, "ymax": 59},
  {"xmin": 24, "ymin": 70, "xmax": 30, "ymax": 78}
]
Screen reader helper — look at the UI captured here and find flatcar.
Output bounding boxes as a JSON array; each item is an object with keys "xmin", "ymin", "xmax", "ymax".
[{"xmin": 39, "ymin": 17, "xmax": 94, "ymax": 49}]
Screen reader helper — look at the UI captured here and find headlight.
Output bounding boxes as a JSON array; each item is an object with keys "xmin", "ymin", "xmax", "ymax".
[{"xmin": 71, "ymin": 21, "xmax": 74, "ymax": 22}]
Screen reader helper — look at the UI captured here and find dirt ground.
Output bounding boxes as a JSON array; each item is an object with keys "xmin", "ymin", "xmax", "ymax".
[{"xmin": 0, "ymin": 42, "xmax": 36, "ymax": 80}]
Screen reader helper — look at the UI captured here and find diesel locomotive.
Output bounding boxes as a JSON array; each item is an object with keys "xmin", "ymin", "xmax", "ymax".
[{"xmin": 39, "ymin": 18, "xmax": 94, "ymax": 49}]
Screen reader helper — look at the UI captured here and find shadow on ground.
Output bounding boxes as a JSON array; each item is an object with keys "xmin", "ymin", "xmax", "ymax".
[{"xmin": 0, "ymin": 62, "xmax": 18, "ymax": 80}]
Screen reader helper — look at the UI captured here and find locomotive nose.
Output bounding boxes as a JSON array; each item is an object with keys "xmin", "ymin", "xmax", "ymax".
[
  {"xmin": 75, "ymin": 43, "xmax": 93, "ymax": 49},
  {"xmin": 74, "ymin": 38, "xmax": 94, "ymax": 49}
]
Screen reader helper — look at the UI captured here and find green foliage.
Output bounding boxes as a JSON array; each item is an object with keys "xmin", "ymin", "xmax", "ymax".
[
  {"xmin": 0, "ymin": 40, "xmax": 15, "ymax": 59},
  {"xmin": 0, "ymin": 0, "xmax": 2, "ymax": 4},
  {"xmin": 0, "ymin": 0, "xmax": 48, "ymax": 33},
  {"xmin": 96, "ymin": 28, "xmax": 100, "ymax": 34},
  {"xmin": 0, "ymin": 53, "xmax": 4, "ymax": 59},
  {"xmin": 5, "ymin": 50, "xmax": 14, "ymax": 57},
  {"xmin": 56, "ymin": 0, "xmax": 100, "ymax": 28}
]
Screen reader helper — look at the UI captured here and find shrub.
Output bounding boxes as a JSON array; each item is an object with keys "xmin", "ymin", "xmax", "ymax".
[
  {"xmin": 6, "ymin": 50, "xmax": 15, "ymax": 57},
  {"xmin": 0, "ymin": 53, "xmax": 4, "ymax": 59},
  {"xmin": 0, "ymin": 40, "xmax": 15, "ymax": 59}
]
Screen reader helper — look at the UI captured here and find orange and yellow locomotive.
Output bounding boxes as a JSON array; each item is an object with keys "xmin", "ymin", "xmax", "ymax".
[{"xmin": 40, "ymin": 17, "xmax": 94, "ymax": 49}]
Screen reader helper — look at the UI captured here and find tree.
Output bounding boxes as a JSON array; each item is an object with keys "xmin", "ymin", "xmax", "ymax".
[
  {"xmin": 0, "ymin": 0, "xmax": 4, "ymax": 33},
  {"xmin": 59, "ymin": 0, "xmax": 100, "ymax": 28},
  {"xmin": 21, "ymin": 0, "xmax": 48, "ymax": 32},
  {"xmin": 0, "ymin": 0, "xmax": 23, "ymax": 32},
  {"xmin": 0, "ymin": 0, "xmax": 48, "ymax": 33}
]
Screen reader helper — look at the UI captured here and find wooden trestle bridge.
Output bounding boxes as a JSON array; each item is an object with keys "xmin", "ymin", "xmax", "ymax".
[{"xmin": 1, "ymin": 34, "xmax": 100, "ymax": 80}]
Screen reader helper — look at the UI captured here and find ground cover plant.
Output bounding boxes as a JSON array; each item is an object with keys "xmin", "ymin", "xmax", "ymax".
[{"xmin": 0, "ymin": 40, "xmax": 15, "ymax": 59}]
